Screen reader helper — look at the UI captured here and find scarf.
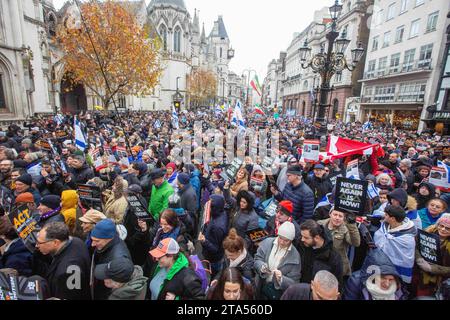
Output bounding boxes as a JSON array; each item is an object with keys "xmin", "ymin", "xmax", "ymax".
[
  {"xmin": 229, "ymin": 248, "xmax": 248, "ymax": 268},
  {"xmin": 365, "ymin": 277, "xmax": 397, "ymax": 300},
  {"xmin": 274, "ymin": 217, "xmax": 293, "ymax": 236},
  {"xmin": 167, "ymin": 171, "xmax": 178, "ymax": 184},
  {"xmin": 40, "ymin": 206, "xmax": 61, "ymax": 221},
  {"xmin": 426, "ymin": 209, "xmax": 442, "ymax": 226}
]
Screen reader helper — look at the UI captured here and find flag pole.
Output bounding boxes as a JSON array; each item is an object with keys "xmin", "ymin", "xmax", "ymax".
[{"xmin": 73, "ymin": 0, "xmax": 136, "ymax": 162}]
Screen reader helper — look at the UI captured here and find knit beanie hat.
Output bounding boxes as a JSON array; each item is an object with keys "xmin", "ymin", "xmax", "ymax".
[
  {"xmin": 278, "ymin": 221, "xmax": 295, "ymax": 241},
  {"xmin": 14, "ymin": 192, "xmax": 35, "ymax": 204},
  {"xmin": 16, "ymin": 174, "xmax": 33, "ymax": 186},
  {"xmin": 40, "ymin": 195, "xmax": 61, "ymax": 210},
  {"xmin": 177, "ymin": 173, "xmax": 190, "ymax": 185},
  {"xmin": 279, "ymin": 200, "xmax": 294, "ymax": 216},
  {"xmin": 91, "ymin": 219, "xmax": 116, "ymax": 239},
  {"xmin": 438, "ymin": 213, "xmax": 450, "ymax": 228}
]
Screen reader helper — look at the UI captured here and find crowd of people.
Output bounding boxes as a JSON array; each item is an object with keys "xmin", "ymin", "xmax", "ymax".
[{"xmin": 0, "ymin": 108, "xmax": 449, "ymax": 300}]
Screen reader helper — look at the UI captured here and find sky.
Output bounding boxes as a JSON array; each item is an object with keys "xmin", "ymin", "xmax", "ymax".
[{"xmin": 52, "ymin": 0, "xmax": 333, "ymax": 80}]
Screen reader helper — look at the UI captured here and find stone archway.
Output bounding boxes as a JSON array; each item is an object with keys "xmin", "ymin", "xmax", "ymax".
[{"xmin": 60, "ymin": 73, "xmax": 87, "ymax": 114}]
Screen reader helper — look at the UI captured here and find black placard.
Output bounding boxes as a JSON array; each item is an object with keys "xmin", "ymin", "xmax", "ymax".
[
  {"xmin": 334, "ymin": 177, "xmax": 368, "ymax": 215},
  {"xmin": 0, "ymin": 273, "xmax": 43, "ymax": 300},
  {"xmin": 246, "ymin": 228, "xmax": 269, "ymax": 244},
  {"xmin": 127, "ymin": 194, "xmax": 151, "ymax": 219},
  {"xmin": 418, "ymin": 229, "xmax": 442, "ymax": 265},
  {"xmin": 77, "ymin": 184, "xmax": 102, "ymax": 211},
  {"xmin": 8, "ymin": 205, "xmax": 39, "ymax": 253},
  {"xmin": 220, "ymin": 158, "xmax": 243, "ymax": 181}
]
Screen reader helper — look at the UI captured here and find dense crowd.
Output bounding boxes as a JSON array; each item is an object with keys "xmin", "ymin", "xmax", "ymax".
[{"xmin": 0, "ymin": 108, "xmax": 449, "ymax": 300}]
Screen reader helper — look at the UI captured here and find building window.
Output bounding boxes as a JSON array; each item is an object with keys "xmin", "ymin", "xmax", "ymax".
[
  {"xmin": 372, "ymin": 36, "xmax": 379, "ymax": 51},
  {"xmin": 367, "ymin": 59, "xmax": 377, "ymax": 78},
  {"xmin": 303, "ymin": 80, "xmax": 308, "ymax": 90},
  {"xmin": 387, "ymin": 3, "xmax": 396, "ymax": 21},
  {"xmin": 332, "ymin": 99, "xmax": 339, "ymax": 119},
  {"xmin": 0, "ymin": 75, "xmax": 6, "ymax": 110},
  {"xmin": 390, "ymin": 53, "xmax": 401, "ymax": 73},
  {"xmin": 374, "ymin": 85, "xmax": 396, "ymax": 103},
  {"xmin": 375, "ymin": 10, "xmax": 384, "ymax": 27},
  {"xmin": 395, "ymin": 25, "xmax": 405, "ymax": 43},
  {"xmin": 415, "ymin": 0, "xmax": 424, "ymax": 7},
  {"xmin": 409, "ymin": 19, "xmax": 420, "ymax": 38},
  {"xmin": 377, "ymin": 57, "xmax": 388, "ymax": 76},
  {"xmin": 426, "ymin": 12, "xmax": 439, "ymax": 33},
  {"xmin": 419, "ymin": 43, "xmax": 433, "ymax": 67},
  {"xmin": 335, "ymin": 73, "xmax": 342, "ymax": 83},
  {"xmin": 383, "ymin": 32, "xmax": 391, "ymax": 48},
  {"xmin": 220, "ymin": 47, "xmax": 223, "ymax": 58},
  {"xmin": 159, "ymin": 25, "xmax": 167, "ymax": 51},
  {"xmin": 400, "ymin": 0, "xmax": 408, "ymax": 13},
  {"xmin": 403, "ymin": 48, "xmax": 416, "ymax": 71},
  {"xmin": 174, "ymin": 27, "xmax": 181, "ymax": 53},
  {"xmin": 398, "ymin": 82, "xmax": 426, "ymax": 102}
]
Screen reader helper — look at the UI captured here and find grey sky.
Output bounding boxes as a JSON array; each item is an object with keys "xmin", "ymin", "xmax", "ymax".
[{"xmin": 52, "ymin": 0, "xmax": 333, "ymax": 79}]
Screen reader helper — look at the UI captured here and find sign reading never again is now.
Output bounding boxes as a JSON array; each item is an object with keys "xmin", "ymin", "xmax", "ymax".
[{"xmin": 334, "ymin": 177, "xmax": 368, "ymax": 215}]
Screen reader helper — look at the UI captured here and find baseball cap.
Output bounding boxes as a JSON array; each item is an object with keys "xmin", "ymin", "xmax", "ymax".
[
  {"xmin": 94, "ymin": 258, "xmax": 134, "ymax": 283},
  {"xmin": 149, "ymin": 238, "xmax": 180, "ymax": 259},
  {"xmin": 314, "ymin": 164, "xmax": 325, "ymax": 170}
]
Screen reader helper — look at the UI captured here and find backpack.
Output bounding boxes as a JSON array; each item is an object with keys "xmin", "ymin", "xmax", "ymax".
[{"xmin": 189, "ymin": 255, "xmax": 211, "ymax": 293}]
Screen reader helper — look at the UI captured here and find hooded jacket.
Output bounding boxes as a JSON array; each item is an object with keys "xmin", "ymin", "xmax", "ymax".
[
  {"xmin": 275, "ymin": 181, "xmax": 315, "ymax": 224},
  {"xmin": 148, "ymin": 181, "xmax": 174, "ymax": 221},
  {"xmin": 61, "ymin": 190, "xmax": 79, "ymax": 233},
  {"xmin": 343, "ymin": 248, "xmax": 409, "ymax": 300},
  {"xmin": 418, "ymin": 208, "xmax": 444, "ymax": 230},
  {"xmin": 108, "ymin": 266, "xmax": 148, "ymax": 300},
  {"xmin": 374, "ymin": 218, "xmax": 417, "ymax": 283},
  {"xmin": 0, "ymin": 238, "xmax": 33, "ymax": 276},
  {"xmin": 178, "ymin": 183, "xmax": 198, "ymax": 218},
  {"xmin": 413, "ymin": 182, "xmax": 435, "ymax": 210},
  {"xmin": 201, "ymin": 195, "xmax": 229, "ymax": 263}
]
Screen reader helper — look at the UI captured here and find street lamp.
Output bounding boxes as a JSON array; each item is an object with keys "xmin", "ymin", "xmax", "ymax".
[{"xmin": 299, "ymin": 0, "xmax": 365, "ymax": 133}]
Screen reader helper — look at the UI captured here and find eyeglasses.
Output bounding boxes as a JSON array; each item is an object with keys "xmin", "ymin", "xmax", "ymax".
[
  {"xmin": 35, "ymin": 239, "xmax": 54, "ymax": 246},
  {"xmin": 438, "ymin": 224, "xmax": 450, "ymax": 232}
]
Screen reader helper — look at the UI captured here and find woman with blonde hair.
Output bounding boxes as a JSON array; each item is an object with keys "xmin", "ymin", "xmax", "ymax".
[
  {"xmin": 230, "ymin": 167, "xmax": 249, "ymax": 198},
  {"xmin": 375, "ymin": 173, "xmax": 394, "ymax": 191}
]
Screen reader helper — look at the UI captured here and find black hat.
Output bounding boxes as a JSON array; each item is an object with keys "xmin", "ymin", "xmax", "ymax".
[
  {"xmin": 127, "ymin": 184, "xmax": 143, "ymax": 194},
  {"xmin": 150, "ymin": 168, "xmax": 166, "ymax": 180},
  {"xmin": 40, "ymin": 195, "xmax": 61, "ymax": 210},
  {"xmin": 94, "ymin": 258, "xmax": 134, "ymax": 283},
  {"xmin": 16, "ymin": 173, "xmax": 33, "ymax": 186},
  {"xmin": 286, "ymin": 165, "xmax": 303, "ymax": 176}
]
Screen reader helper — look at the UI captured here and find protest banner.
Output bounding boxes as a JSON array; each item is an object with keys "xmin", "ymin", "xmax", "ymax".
[
  {"xmin": 328, "ymin": 172, "xmax": 343, "ymax": 186},
  {"xmin": 302, "ymin": 140, "xmax": 320, "ymax": 162},
  {"xmin": 264, "ymin": 199, "xmax": 279, "ymax": 219},
  {"xmin": 418, "ymin": 229, "xmax": 442, "ymax": 264},
  {"xmin": 77, "ymin": 184, "xmax": 103, "ymax": 211},
  {"xmin": 335, "ymin": 177, "xmax": 368, "ymax": 215},
  {"xmin": 116, "ymin": 146, "xmax": 130, "ymax": 170},
  {"xmin": 0, "ymin": 273, "xmax": 43, "ymax": 300},
  {"xmin": 35, "ymin": 139, "xmax": 52, "ymax": 151},
  {"xmin": 8, "ymin": 204, "xmax": 39, "ymax": 253},
  {"xmin": 261, "ymin": 156, "xmax": 276, "ymax": 176},
  {"xmin": 220, "ymin": 158, "xmax": 243, "ymax": 181},
  {"xmin": 346, "ymin": 159, "xmax": 359, "ymax": 179},
  {"xmin": 127, "ymin": 194, "xmax": 151, "ymax": 219},
  {"xmin": 250, "ymin": 176, "xmax": 265, "ymax": 192},
  {"xmin": 200, "ymin": 200, "xmax": 212, "ymax": 233},
  {"xmin": 429, "ymin": 166, "xmax": 450, "ymax": 192},
  {"xmin": 246, "ymin": 228, "xmax": 269, "ymax": 244}
]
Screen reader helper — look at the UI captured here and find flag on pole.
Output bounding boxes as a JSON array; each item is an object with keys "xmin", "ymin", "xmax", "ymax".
[
  {"xmin": 231, "ymin": 101, "xmax": 246, "ymax": 131},
  {"xmin": 74, "ymin": 116, "xmax": 87, "ymax": 152},
  {"xmin": 254, "ymin": 75, "xmax": 262, "ymax": 93},
  {"xmin": 54, "ymin": 114, "xmax": 64, "ymax": 126},
  {"xmin": 327, "ymin": 135, "xmax": 384, "ymax": 160},
  {"xmin": 362, "ymin": 121, "xmax": 373, "ymax": 132},
  {"xmin": 250, "ymin": 80, "xmax": 261, "ymax": 96},
  {"xmin": 254, "ymin": 104, "xmax": 266, "ymax": 116},
  {"xmin": 172, "ymin": 106, "xmax": 179, "ymax": 129},
  {"xmin": 154, "ymin": 119, "xmax": 161, "ymax": 129}
]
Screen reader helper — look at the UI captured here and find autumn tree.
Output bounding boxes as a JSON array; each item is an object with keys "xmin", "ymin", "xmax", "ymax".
[
  {"xmin": 56, "ymin": 1, "xmax": 162, "ymax": 109},
  {"xmin": 187, "ymin": 69, "xmax": 218, "ymax": 108}
]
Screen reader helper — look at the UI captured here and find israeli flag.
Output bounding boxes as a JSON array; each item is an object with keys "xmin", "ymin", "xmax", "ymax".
[
  {"xmin": 154, "ymin": 119, "xmax": 161, "ymax": 129},
  {"xmin": 54, "ymin": 114, "xmax": 64, "ymax": 126},
  {"xmin": 362, "ymin": 121, "xmax": 372, "ymax": 132},
  {"xmin": 231, "ymin": 101, "xmax": 246, "ymax": 131},
  {"xmin": 74, "ymin": 116, "xmax": 87, "ymax": 151},
  {"xmin": 368, "ymin": 183, "xmax": 380, "ymax": 200},
  {"xmin": 172, "ymin": 107, "xmax": 179, "ymax": 129}
]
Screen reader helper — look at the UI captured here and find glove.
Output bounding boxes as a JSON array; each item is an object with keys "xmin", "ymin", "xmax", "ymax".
[{"xmin": 346, "ymin": 213, "xmax": 356, "ymax": 224}]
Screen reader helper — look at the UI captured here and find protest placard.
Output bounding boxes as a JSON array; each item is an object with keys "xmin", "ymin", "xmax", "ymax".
[
  {"xmin": 8, "ymin": 204, "xmax": 39, "ymax": 253},
  {"xmin": 334, "ymin": 177, "xmax": 368, "ymax": 215},
  {"xmin": 246, "ymin": 228, "xmax": 269, "ymax": 244},
  {"xmin": 346, "ymin": 159, "xmax": 359, "ymax": 179},
  {"xmin": 77, "ymin": 184, "xmax": 102, "ymax": 211},
  {"xmin": 261, "ymin": 156, "xmax": 276, "ymax": 176},
  {"xmin": 35, "ymin": 139, "xmax": 52, "ymax": 151},
  {"xmin": 55, "ymin": 130, "xmax": 68, "ymax": 139},
  {"xmin": 418, "ymin": 229, "xmax": 442, "ymax": 265},
  {"xmin": 302, "ymin": 140, "xmax": 320, "ymax": 162},
  {"xmin": 429, "ymin": 166, "xmax": 450, "ymax": 192},
  {"xmin": 127, "ymin": 194, "xmax": 151, "ymax": 219},
  {"xmin": 0, "ymin": 273, "xmax": 43, "ymax": 300},
  {"xmin": 264, "ymin": 199, "xmax": 279, "ymax": 219},
  {"xmin": 250, "ymin": 176, "xmax": 265, "ymax": 192},
  {"xmin": 220, "ymin": 158, "xmax": 243, "ymax": 181}
]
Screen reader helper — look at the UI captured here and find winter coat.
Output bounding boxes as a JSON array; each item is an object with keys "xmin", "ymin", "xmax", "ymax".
[
  {"xmin": 297, "ymin": 232, "xmax": 344, "ymax": 289},
  {"xmin": 189, "ymin": 170, "xmax": 201, "ymax": 208},
  {"xmin": 61, "ymin": 190, "xmax": 79, "ymax": 233},
  {"xmin": 265, "ymin": 217, "xmax": 301, "ymax": 247},
  {"xmin": 108, "ymin": 266, "xmax": 148, "ymax": 300},
  {"xmin": 148, "ymin": 181, "xmax": 174, "ymax": 220},
  {"xmin": 220, "ymin": 250, "xmax": 255, "ymax": 283},
  {"xmin": 275, "ymin": 181, "xmax": 314, "ymax": 224},
  {"xmin": 343, "ymin": 248, "xmax": 409, "ymax": 300},
  {"xmin": 104, "ymin": 191, "xmax": 129, "ymax": 224},
  {"xmin": 201, "ymin": 195, "xmax": 229, "ymax": 263},
  {"xmin": 66, "ymin": 163, "xmax": 95, "ymax": 189},
  {"xmin": 178, "ymin": 183, "xmax": 198, "ymax": 217},
  {"xmin": 0, "ymin": 238, "xmax": 33, "ymax": 276},
  {"xmin": 151, "ymin": 253, "xmax": 205, "ymax": 300},
  {"xmin": 374, "ymin": 218, "xmax": 417, "ymax": 283},
  {"xmin": 412, "ymin": 225, "xmax": 450, "ymax": 297},
  {"xmin": 230, "ymin": 178, "xmax": 249, "ymax": 197},
  {"xmin": 280, "ymin": 283, "xmax": 312, "ymax": 300},
  {"xmin": 418, "ymin": 208, "xmax": 444, "ymax": 230},
  {"xmin": 91, "ymin": 234, "xmax": 133, "ymax": 300},
  {"xmin": 36, "ymin": 209, "xmax": 65, "ymax": 229},
  {"xmin": 305, "ymin": 175, "xmax": 333, "ymax": 206},
  {"xmin": 413, "ymin": 182, "xmax": 436, "ymax": 210},
  {"xmin": 46, "ymin": 237, "xmax": 91, "ymax": 300},
  {"xmin": 253, "ymin": 237, "xmax": 301, "ymax": 299},
  {"xmin": 317, "ymin": 219, "xmax": 361, "ymax": 276}
]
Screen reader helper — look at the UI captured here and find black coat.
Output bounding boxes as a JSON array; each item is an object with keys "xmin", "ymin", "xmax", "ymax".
[
  {"xmin": 220, "ymin": 251, "xmax": 255, "ymax": 283},
  {"xmin": 91, "ymin": 234, "xmax": 133, "ymax": 300},
  {"xmin": 179, "ymin": 184, "xmax": 198, "ymax": 217},
  {"xmin": 66, "ymin": 164, "xmax": 95, "ymax": 188},
  {"xmin": 305, "ymin": 175, "xmax": 333, "ymax": 206},
  {"xmin": 37, "ymin": 212, "xmax": 66, "ymax": 229},
  {"xmin": 46, "ymin": 237, "xmax": 91, "ymax": 300},
  {"xmin": 157, "ymin": 266, "xmax": 205, "ymax": 300},
  {"xmin": 0, "ymin": 239, "xmax": 33, "ymax": 276},
  {"xmin": 297, "ymin": 236, "xmax": 344, "ymax": 290},
  {"xmin": 280, "ymin": 283, "xmax": 312, "ymax": 300}
]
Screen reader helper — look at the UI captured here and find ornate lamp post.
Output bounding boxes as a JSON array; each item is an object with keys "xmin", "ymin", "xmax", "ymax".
[{"xmin": 298, "ymin": 0, "xmax": 365, "ymax": 133}]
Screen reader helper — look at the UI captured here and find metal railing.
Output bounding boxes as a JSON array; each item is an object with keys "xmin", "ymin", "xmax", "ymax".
[{"xmin": 363, "ymin": 59, "xmax": 432, "ymax": 80}]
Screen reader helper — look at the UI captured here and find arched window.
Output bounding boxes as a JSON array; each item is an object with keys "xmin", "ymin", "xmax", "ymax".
[
  {"xmin": 0, "ymin": 60, "xmax": 11, "ymax": 112},
  {"xmin": 174, "ymin": 27, "xmax": 181, "ymax": 53},
  {"xmin": 302, "ymin": 101, "xmax": 306, "ymax": 116},
  {"xmin": 47, "ymin": 13, "xmax": 57, "ymax": 37},
  {"xmin": 159, "ymin": 24, "xmax": 168, "ymax": 51},
  {"xmin": 332, "ymin": 99, "xmax": 339, "ymax": 119}
]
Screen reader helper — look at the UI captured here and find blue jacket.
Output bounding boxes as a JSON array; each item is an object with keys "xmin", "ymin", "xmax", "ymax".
[
  {"xmin": 201, "ymin": 195, "xmax": 229, "ymax": 263},
  {"xmin": 343, "ymin": 248, "xmax": 409, "ymax": 300},
  {"xmin": 0, "ymin": 239, "xmax": 33, "ymax": 276},
  {"xmin": 418, "ymin": 208, "xmax": 443, "ymax": 230},
  {"xmin": 190, "ymin": 170, "xmax": 201, "ymax": 208},
  {"xmin": 275, "ymin": 181, "xmax": 314, "ymax": 224}
]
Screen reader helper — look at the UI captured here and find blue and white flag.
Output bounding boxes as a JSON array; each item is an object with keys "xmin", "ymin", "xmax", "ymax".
[
  {"xmin": 362, "ymin": 121, "xmax": 372, "ymax": 132},
  {"xmin": 368, "ymin": 183, "xmax": 380, "ymax": 200},
  {"xmin": 74, "ymin": 116, "xmax": 87, "ymax": 151},
  {"xmin": 310, "ymin": 88, "xmax": 315, "ymax": 102},
  {"xmin": 154, "ymin": 119, "xmax": 161, "ymax": 129},
  {"xmin": 54, "ymin": 114, "xmax": 64, "ymax": 126},
  {"xmin": 231, "ymin": 101, "xmax": 246, "ymax": 131},
  {"xmin": 172, "ymin": 107, "xmax": 179, "ymax": 129}
]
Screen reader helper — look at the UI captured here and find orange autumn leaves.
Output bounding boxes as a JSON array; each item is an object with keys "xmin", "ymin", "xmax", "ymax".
[
  {"xmin": 187, "ymin": 70, "xmax": 218, "ymax": 107},
  {"xmin": 56, "ymin": 1, "xmax": 162, "ymax": 109}
]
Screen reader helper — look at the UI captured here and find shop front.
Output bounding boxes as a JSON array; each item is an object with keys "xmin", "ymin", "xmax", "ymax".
[{"xmin": 360, "ymin": 105, "xmax": 423, "ymax": 131}]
